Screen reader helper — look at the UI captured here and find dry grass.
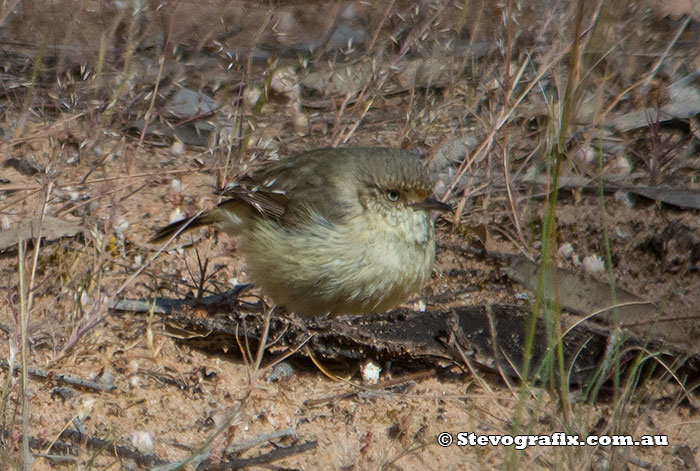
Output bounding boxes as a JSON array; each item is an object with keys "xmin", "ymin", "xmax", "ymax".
[{"xmin": 1, "ymin": 0, "xmax": 699, "ymax": 469}]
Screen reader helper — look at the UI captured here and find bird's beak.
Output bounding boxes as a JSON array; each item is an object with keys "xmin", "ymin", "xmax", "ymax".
[{"xmin": 411, "ymin": 197, "xmax": 452, "ymax": 212}]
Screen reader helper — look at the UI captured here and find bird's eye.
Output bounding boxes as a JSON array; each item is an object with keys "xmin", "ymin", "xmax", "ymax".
[{"xmin": 387, "ymin": 189, "xmax": 400, "ymax": 202}]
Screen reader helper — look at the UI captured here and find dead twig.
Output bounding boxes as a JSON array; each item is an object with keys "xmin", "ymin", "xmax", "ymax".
[
  {"xmin": 0, "ymin": 360, "xmax": 115, "ymax": 393},
  {"xmin": 197, "ymin": 440, "xmax": 318, "ymax": 471},
  {"xmin": 0, "ymin": 428, "xmax": 167, "ymax": 467}
]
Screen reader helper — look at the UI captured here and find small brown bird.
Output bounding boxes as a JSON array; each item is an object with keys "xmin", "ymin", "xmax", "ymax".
[{"xmin": 152, "ymin": 147, "xmax": 449, "ymax": 316}]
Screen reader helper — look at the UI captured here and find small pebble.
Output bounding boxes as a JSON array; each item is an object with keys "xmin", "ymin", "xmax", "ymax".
[
  {"xmin": 361, "ymin": 360, "xmax": 381, "ymax": 384},
  {"xmin": 267, "ymin": 362, "xmax": 295, "ymax": 382},
  {"xmin": 244, "ymin": 86, "xmax": 262, "ymax": 108},
  {"xmin": 131, "ymin": 431, "xmax": 153, "ymax": 454},
  {"xmin": 582, "ymin": 255, "xmax": 605, "ymax": 274},
  {"xmin": 114, "ymin": 216, "xmax": 130, "ymax": 234},
  {"xmin": 170, "ymin": 140, "xmax": 184, "ymax": 155},
  {"xmin": 168, "ymin": 207, "xmax": 183, "ymax": 224},
  {"xmin": 557, "ymin": 242, "xmax": 574, "ymax": 259},
  {"xmin": 50, "ymin": 386, "xmax": 77, "ymax": 402}
]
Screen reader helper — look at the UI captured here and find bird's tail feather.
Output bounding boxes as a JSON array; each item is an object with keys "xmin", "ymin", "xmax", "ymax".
[{"xmin": 149, "ymin": 210, "xmax": 221, "ymax": 243}]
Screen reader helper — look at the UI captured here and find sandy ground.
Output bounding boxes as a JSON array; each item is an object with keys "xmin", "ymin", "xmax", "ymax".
[{"xmin": 1, "ymin": 0, "xmax": 700, "ymax": 469}]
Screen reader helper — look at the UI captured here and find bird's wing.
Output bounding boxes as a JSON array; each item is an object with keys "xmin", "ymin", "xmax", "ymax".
[
  {"xmin": 219, "ymin": 186, "xmax": 288, "ymax": 221},
  {"xmin": 220, "ymin": 152, "xmax": 354, "ymax": 226}
]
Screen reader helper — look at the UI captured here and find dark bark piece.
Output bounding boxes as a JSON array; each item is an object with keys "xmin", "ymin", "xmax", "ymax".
[{"xmin": 113, "ymin": 294, "xmax": 700, "ymax": 387}]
